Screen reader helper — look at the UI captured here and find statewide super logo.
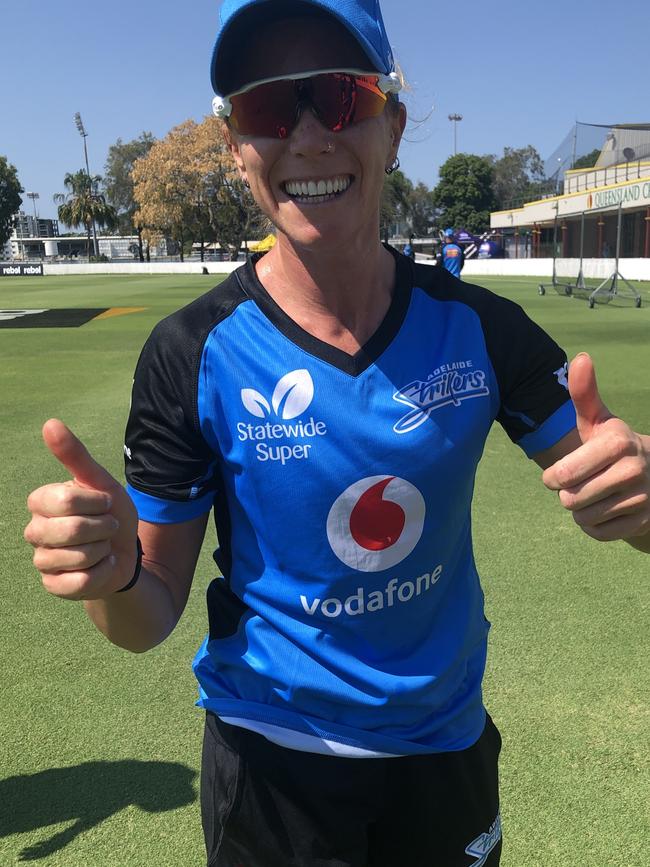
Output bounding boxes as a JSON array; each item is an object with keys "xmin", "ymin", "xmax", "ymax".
[
  {"xmin": 241, "ymin": 368, "xmax": 313, "ymax": 420},
  {"xmin": 238, "ymin": 369, "xmax": 327, "ymax": 464},
  {"xmin": 327, "ymin": 476, "xmax": 425, "ymax": 571}
]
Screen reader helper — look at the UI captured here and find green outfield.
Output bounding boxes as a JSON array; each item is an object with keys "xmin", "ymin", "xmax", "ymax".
[{"xmin": 1, "ymin": 272, "xmax": 648, "ymax": 866}]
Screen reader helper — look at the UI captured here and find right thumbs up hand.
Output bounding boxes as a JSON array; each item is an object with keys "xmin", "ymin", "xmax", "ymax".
[{"xmin": 24, "ymin": 419, "xmax": 140, "ymax": 600}]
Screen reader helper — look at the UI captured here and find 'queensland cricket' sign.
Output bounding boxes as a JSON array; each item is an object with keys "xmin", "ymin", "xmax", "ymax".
[{"xmin": 587, "ymin": 181, "xmax": 650, "ymax": 211}]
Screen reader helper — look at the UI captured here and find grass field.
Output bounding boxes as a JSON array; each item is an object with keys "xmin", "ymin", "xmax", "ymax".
[{"xmin": 1, "ymin": 272, "xmax": 648, "ymax": 866}]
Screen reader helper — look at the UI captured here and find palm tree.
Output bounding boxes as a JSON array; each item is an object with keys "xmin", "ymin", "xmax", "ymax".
[{"xmin": 54, "ymin": 170, "xmax": 117, "ymax": 259}]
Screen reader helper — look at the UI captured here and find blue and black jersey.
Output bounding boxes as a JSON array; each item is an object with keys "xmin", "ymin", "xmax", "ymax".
[
  {"xmin": 441, "ymin": 242, "xmax": 465, "ymax": 278},
  {"xmin": 125, "ymin": 248, "xmax": 575, "ymax": 756}
]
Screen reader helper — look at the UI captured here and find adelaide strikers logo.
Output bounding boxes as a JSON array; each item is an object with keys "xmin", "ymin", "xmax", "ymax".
[{"xmin": 326, "ymin": 476, "xmax": 426, "ymax": 572}]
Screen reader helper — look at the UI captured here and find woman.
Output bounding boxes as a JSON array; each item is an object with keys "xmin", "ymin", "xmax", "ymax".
[{"xmin": 25, "ymin": 1, "xmax": 650, "ymax": 865}]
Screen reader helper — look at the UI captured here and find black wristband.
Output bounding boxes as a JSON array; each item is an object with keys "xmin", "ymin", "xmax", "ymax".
[{"xmin": 116, "ymin": 537, "xmax": 143, "ymax": 593}]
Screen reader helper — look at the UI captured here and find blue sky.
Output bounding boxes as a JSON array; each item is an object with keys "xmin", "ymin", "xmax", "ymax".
[{"xmin": 3, "ymin": 0, "xmax": 649, "ymax": 221}]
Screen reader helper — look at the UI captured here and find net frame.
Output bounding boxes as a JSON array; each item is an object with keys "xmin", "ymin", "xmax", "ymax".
[
  {"xmin": 537, "ymin": 120, "xmax": 647, "ymax": 308},
  {"xmin": 538, "ymin": 202, "xmax": 642, "ymax": 308}
]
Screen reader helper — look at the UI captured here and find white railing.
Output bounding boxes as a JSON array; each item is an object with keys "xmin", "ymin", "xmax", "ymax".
[{"xmin": 565, "ymin": 162, "xmax": 650, "ymax": 193}]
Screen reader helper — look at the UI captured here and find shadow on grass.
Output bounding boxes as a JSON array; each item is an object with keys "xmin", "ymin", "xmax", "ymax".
[{"xmin": 0, "ymin": 760, "xmax": 197, "ymax": 861}]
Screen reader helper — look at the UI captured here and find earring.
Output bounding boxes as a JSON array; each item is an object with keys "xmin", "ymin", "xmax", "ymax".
[
  {"xmin": 242, "ymin": 177, "xmax": 250, "ymax": 189},
  {"xmin": 385, "ymin": 156, "xmax": 400, "ymax": 175},
  {"xmin": 326, "ymin": 142, "xmax": 334, "ymax": 153}
]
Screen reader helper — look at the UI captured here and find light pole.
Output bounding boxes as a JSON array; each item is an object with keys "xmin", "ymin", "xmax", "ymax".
[
  {"xmin": 74, "ymin": 112, "xmax": 99, "ymax": 258},
  {"xmin": 448, "ymin": 113, "xmax": 463, "ymax": 155},
  {"xmin": 26, "ymin": 192, "xmax": 40, "ymax": 260},
  {"xmin": 26, "ymin": 191, "xmax": 39, "ymax": 229},
  {"xmin": 17, "ymin": 213, "xmax": 25, "ymax": 262}
]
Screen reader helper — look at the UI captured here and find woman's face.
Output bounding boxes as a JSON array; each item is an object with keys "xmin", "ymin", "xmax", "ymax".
[{"xmin": 226, "ymin": 16, "xmax": 406, "ymax": 251}]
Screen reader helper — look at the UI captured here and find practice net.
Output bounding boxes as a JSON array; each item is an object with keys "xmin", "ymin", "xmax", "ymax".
[
  {"xmin": 538, "ymin": 122, "xmax": 648, "ymax": 308},
  {"xmin": 544, "ymin": 121, "xmax": 650, "ymax": 184}
]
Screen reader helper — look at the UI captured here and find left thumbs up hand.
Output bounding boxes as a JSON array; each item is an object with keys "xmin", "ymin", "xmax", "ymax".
[{"xmin": 543, "ymin": 353, "xmax": 650, "ymax": 546}]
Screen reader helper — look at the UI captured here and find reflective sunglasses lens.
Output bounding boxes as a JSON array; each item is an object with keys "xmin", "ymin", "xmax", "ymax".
[
  {"xmin": 230, "ymin": 79, "xmax": 297, "ymax": 138},
  {"xmin": 311, "ymin": 74, "xmax": 387, "ymax": 131}
]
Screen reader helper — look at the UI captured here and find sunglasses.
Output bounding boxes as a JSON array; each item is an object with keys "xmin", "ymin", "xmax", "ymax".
[{"xmin": 212, "ymin": 68, "xmax": 401, "ymax": 139}]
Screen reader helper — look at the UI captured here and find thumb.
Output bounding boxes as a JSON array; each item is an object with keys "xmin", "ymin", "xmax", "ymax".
[
  {"xmin": 569, "ymin": 353, "xmax": 612, "ymax": 442},
  {"xmin": 42, "ymin": 418, "xmax": 121, "ymax": 494}
]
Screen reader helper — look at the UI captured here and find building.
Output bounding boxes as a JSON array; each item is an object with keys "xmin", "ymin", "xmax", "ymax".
[
  {"xmin": 491, "ymin": 126, "xmax": 650, "ymax": 260},
  {"xmin": 13, "ymin": 212, "xmax": 59, "ymax": 239},
  {"xmin": 6, "ymin": 232, "xmax": 168, "ymax": 261},
  {"xmin": 7, "ymin": 212, "xmax": 60, "ymax": 261}
]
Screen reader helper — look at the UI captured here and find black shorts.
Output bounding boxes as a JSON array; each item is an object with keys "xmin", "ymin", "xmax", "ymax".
[{"xmin": 200, "ymin": 712, "xmax": 502, "ymax": 867}]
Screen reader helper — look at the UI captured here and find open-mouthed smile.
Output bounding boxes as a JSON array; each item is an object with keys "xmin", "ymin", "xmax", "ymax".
[{"xmin": 283, "ymin": 175, "xmax": 352, "ymax": 202}]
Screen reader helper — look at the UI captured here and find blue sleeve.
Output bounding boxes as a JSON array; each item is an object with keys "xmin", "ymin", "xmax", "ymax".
[{"xmin": 516, "ymin": 400, "xmax": 577, "ymax": 457}]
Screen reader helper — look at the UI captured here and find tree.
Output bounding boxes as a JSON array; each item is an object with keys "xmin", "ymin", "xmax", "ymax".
[
  {"xmin": 380, "ymin": 175, "xmax": 438, "ymax": 239},
  {"xmin": 195, "ymin": 118, "xmax": 267, "ymax": 259},
  {"xmin": 0, "ymin": 156, "xmax": 23, "ymax": 250},
  {"xmin": 380, "ymin": 169, "xmax": 413, "ymax": 241},
  {"xmin": 432, "ymin": 154, "xmax": 495, "ymax": 234},
  {"xmin": 572, "ymin": 148, "xmax": 601, "ymax": 170},
  {"xmin": 131, "ymin": 124, "xmax": 199, "ymax": 262},
  {"xmin": 205, "ymin": 172, "xmax": 265, "ymax": 260},
  {"xmin": 104, "ymin": 133, "xmax": 156, "ymax": 261},
  {"xmin": 488, "ymin": 145, "xmax": 546, "ymax": 210},
  {"xmin": 132, "ymin": 117, "xmax": 265, "ymax": 262},
  {"xmin": 54, "ymin": 170, "xmax": 117, "ymax": 259},
  {"xmin": 409, "ymin": 182, "xmax": 438, "ymax": 236}
]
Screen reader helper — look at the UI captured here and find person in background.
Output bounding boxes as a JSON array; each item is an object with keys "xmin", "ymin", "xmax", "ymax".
[
  {"xmin": 440, "ymin": 227, "xmax": 464, "ymax": 277},
  {"xmin": 403, "ymin": 235, "xmax": 415, "ymax": 260}
]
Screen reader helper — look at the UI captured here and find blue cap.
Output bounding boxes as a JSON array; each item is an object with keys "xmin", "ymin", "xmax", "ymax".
[
  {"xmin": 211, "ymin": 0, "xmax": 395, "ymax": 95},
  {"xmin": 444, "ymin": 228, "xmax": 455, "ymax": 237}
]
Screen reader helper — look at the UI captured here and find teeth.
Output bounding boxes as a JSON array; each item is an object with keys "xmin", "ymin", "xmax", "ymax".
[{"xmin": 285, "ymin": 176, "xmax": 351, "ymax": 198}]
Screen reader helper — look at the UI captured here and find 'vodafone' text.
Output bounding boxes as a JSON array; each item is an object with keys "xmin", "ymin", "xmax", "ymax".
[{"xmin": 301, "ymin": 566, "xmax": 443, "ymax": 619}]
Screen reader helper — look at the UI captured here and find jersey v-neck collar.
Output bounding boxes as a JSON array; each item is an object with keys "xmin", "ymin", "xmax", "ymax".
[{"xmin": 233, "ymin": 245, "xmax": 413, "ymax": 377}]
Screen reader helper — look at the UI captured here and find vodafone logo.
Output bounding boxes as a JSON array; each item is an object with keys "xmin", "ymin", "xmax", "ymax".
[{"xmin": 327, "ymin": 476, "xmax": 425, "ymax": 572}]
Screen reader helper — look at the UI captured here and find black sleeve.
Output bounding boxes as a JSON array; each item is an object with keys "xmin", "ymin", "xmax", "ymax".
[
  {"xmin": 124, "ymin": 314, "xmax": 218, "ymax": 505},
  {"xmin": 414, "ymin": 264, "xmax": 575, "ymax": 453},
  {"xmin": 475, "ymin": 289, "xmax": 574, "ymax": 448},
  {"xmin": 123, "ymin": 273, "xmax": 247, "ymax": 520}
]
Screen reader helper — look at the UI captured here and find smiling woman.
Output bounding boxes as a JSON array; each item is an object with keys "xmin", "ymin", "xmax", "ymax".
[
  {"xmin": 23, "ymin": 1, "xmax": 650, "ymax": 866},
  {"xmin": 213, "ymin": 10, "xmax": 406, "ymax": 317}
]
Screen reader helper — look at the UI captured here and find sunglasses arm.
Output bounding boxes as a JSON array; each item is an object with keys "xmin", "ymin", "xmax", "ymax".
[
  {"xmin": 378, "ymin": 72, "xmax": 402, "ymax": 95},
  {"xmin": 212, "ymin": 95, "xmax": 233, "ymax": 119}
]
